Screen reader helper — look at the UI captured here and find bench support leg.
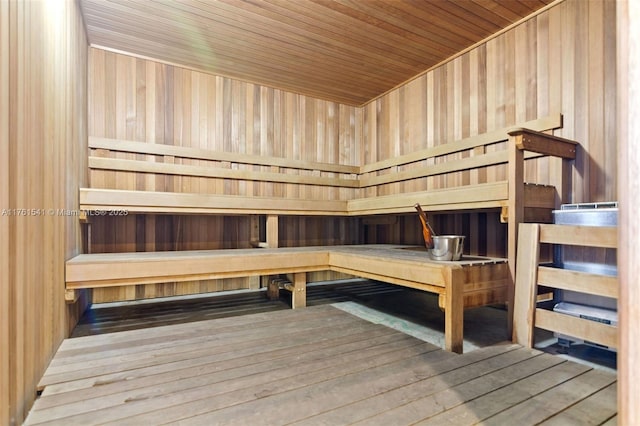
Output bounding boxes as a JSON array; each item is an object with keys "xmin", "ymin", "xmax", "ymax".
[
  {"xmin": 507, "ymin": 136, "xmax": 525, "ymax": 337},
  {"xmin": 443, "ymin": 270, "xmax": 464, "ymax": 354},
  {"xmin": 64, "ymin": 288, "xmax": 79, "ymax": 304},
  {"xmin": 266, "ymin": 276, "xmax": 280, "ymax": 300},
  {"xmin": 291, "ymin": 272, "xmax": 307, "ymax": 309},
  {"xmin": 260, "ymin": 215, "xmax": 280, "ymax": 295}
]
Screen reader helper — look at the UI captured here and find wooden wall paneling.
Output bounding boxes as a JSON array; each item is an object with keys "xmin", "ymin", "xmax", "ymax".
[
  {"xmin": 158, "ymin": 63, "xmax": 170, "ymax": 192},
  {"xmin": 514, "ymin": 18, "xmax": 533, "ymax": 184},
  {"xmin": 282, "ymin": 93, "xmax": 299, "ymax": 198},
  {"xmin": 469, "ymin": 49, "xmax": 483, "ymax": 191},
  {"xmin": 539, "ymin": 7, "xmax": 561, "ymax": 195},
  {"xmin": 374, "ymin": 95, "xmax": 387, "ymax": 195},
  {"xmin": 458, "ymin": 54, "xmax": 471, "ymax": 188},
  {"xmin": 0, "ymin": 0, "xmax": 8, "ymax": 421},
  {"xmin": 272, "ymin": 90, "xmax": 284, "ymax": 198},
  {"xmin": 484, "ymin": 36, "xmax": 497, "ymax": 145},
  {"xmin": 326, "ymin": 102, "xmax": 338, "ymax": 203},
  {"xmin": 571, "ymin": 0, "xmax": 589, "ymax": 203},
  {"xmin": 360, "ymin": 0, "xmax": 616, "ymax": 258},
  {"xmin": 34, "ymin": 0, "xmax": 48, "ymax": 408},
  {"xmin": 0, "ymin": 0, "xmax": 88, "ymax": 423},
  {"xmin": 245, "ymin": 83, "xmax": 256, "ymax": 197},
  {"xmin": 88, "ymin": 50, "xmax": 104, "ymax": 191},
  {"xmin": 618, "ymin": 0, "xmax": 639, "ymax": 420},
  {"xmin": 88, "ymin": 50, "xmax": 361, "ymax": 301},
  {"xmin": 66, "ymin": 0, "xmax": 91, "ymax": 332},
  {"xmin": 302, "ymin": 96, "xmax": 314, "ymax": 201},
  {"xmin": 407, "ymin": 77, "xmax": 429, "ymax": 194},
  {"xmin": 532, "ymin": 12, "xmax": 551, "ymax": 187},
  {"xmin": 259, "ymin": 85, "xmax": 270, "ymax": 197},
  {"xmin": 548, "ymin": 4, "xmax": 567, "ymax": 203},
  {"xmin": 9, "ymin": 1, "xmax": 25, "ymax": 419},
  {"xmin": 603, "ymin": 0, "xmax": 617, "ymax": 203},
  {"xmin": 85, "ymin": 1, "xmax": 617, "ymax": 299},
  {"xmin": 588, "ymin": 0, "xmax": 605, "ymax": 203},
  {"xmin": 425, "ymin": 69, "xmax": 435, "ymax": 194},
  {"xmin": 103, "ymin": 52, "xmax": 117, "ymax": 190},
  {"xmin": 427, "ymin": 68, "xmax": 440, "ymax": 191},
  {"xmin": 313, "ymin": 99, "xmax": 326, "ymax": 202},
  {"xmin": 143, "ymin": 60, "xmax": 156, "ymax": 193},
  {"xmin": 445, "ymin": 60, "xmax": 458, "ymax": 190}
]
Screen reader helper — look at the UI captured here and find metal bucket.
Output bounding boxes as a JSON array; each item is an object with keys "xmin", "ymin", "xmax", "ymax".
[{"xmin": 428, "ymin": 235, "xmax": 465, "ymax": 261}]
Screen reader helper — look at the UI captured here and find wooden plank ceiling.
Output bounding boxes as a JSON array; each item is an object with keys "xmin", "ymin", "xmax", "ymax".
[{"xmin": 79, "ymin": 0, "xmax": 554, "ymax": 106}]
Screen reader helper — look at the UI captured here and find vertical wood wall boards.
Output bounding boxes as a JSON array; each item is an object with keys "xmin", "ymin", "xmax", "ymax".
[
  {"xmin": 617, "ymin": 0, "xmax": 639, "ymax": 422},
  {"xmin": 86, "ymin": 0, "xmax": 618, "ymax": 301},
  {"xmin": 0, "ymin": 1, "xmax": 10, "ymax": 423},
  {"xmin": 87, "ymin": 49, "xmax": 362, "ymax": 302},
  {"xmin": 0, "ymin": 1, "xmax": 88, "ymax": 424},
  {"xmin": 361, "ymin": 0, "xmax": 617, "ymax": 257}
]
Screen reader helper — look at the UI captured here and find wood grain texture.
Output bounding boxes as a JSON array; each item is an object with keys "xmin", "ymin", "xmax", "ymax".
[
  {"xmin": 512, "ymin": 223, "xmax": 618, "ymax": 352},
  {"xmin": 26, "ymin": 308, "xmax": 616, "ymax": 425},
  {"xmin": 539, "ymin": 224, "xmax": 617, "ymax": 248},
  {"xmin": 85, "ymin": 0, "xmax": 622, "ymax": 352},
  {"xmin": 0, "ymin": 0, "xmax": 9, "ymax": 422},
  {"xmin": 65, "ymin": 244, "xmax": 509, "ymax": 354},
  {"xmin": 88, "ymin": 48, "xmax": 360, "ymax": 199},
  {"xmin": 88, "ymin": 213, "xmax": 361, "ymax": 303},
  {"xmin": 534, "ymin": 308, "xmax": 617, "ymax": 349},
  {"xmin": 0, "ymin": 1, "xmax": 89, "ymax": 424},
  {"xmin": 512, "ymin": 224, "xmax": 540, "ymax": 348},
  {"xmin": 617, "ymin": 0, "xmax": 639, "ymax": 422},
  {"xmin": 88, "ymin": 49, "xmax": 361, "ymax": 301},
  {"xmin": 362, "ymin": 0, "xmax": 617, "ymax": 259},
  {"xmin": 78, "ymin": 0, "xmax": 553, "ymax": 105}
]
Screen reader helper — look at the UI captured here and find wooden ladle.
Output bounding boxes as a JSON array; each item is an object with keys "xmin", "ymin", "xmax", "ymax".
[{"xmin": 414, "ymin": 203, "xmax": 436, "ymax": 249}]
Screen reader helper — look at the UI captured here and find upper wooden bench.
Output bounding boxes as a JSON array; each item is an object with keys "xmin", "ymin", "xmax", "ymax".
[{"xmin": 81, "ymin": 114, "xmax": 576, "ymax": 220}]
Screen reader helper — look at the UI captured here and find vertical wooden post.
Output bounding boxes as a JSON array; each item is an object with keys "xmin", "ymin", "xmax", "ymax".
[
  {"xmin": 266, "ymin": 277, "xmax": 281, "ymax": 301},
  {"xmin": 512, "ymin": 223, "xmax": 541, "ymax": 347},
  {"xmin": 548, "ymin": 143, "xmax": 572, "ymax": 208},
  {"xmin": 507, "ymin": 133, "xmax": 525, "ymax": 336},
  {"xmin": 264, "ymin": 215, "xmax": 279, "ymax": 296},
  {"xmin": 617, "ymin": 1, "xmax": 640, "ymax": 422},
  {"xmin": 266, "ymin": 215, "xmax": 278, "ymax": 248},
  {"xmin": 0, "ymin": 0, "xmax": 9, "ymax": 420},
  {"xmin": 248, "ymin": 215, "xmax": 260, "ymax": 289},
  {"xmin": 249, "ymin": 215, "xmax": 260, "ymax": 246},
  {"xmin": 443, "ymin": 267, "xmax": 464, "ymax": 354},
  {"xmin": 291, "ymin": 272, "xmax": 307, "ymax": 309},
  {"xmin": 263, "ymin": 275, "xmax": 276, "ymax": 295}
]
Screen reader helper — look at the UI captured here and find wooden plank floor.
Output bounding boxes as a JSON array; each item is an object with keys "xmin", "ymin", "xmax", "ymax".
[
  {"xmin": 70, "ymin": 280, "xmax": 406, "ymax": 337},
  {"xmin": 26, "ymin": 304, "xmax": 617, "ymax": 425}
]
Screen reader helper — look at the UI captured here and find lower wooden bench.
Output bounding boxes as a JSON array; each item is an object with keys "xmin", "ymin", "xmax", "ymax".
[{"xmin": 66, "ymin": 244, "xmax": 508, "ymax": 353}]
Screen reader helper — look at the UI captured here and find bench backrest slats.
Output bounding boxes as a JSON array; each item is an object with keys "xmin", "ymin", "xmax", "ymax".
[
  {"xmin": 360, "ymin": 113, "xmax": 562, "ymax": 174},
  {"xmin": 90, "ymin": 137, "xmax": 360, "ymax": 175},
  {"xmin": 88, "ymin": 157, "xmax": 359, "ymax": 188},
  {"xmin": 88, "ymin": 114, "xmax": 563, "ymax": 193}
]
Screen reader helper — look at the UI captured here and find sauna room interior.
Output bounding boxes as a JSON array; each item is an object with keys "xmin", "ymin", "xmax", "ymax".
[{"xmin": 2, "ymin": 0, "xmax": 639, "ymax": 424}]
